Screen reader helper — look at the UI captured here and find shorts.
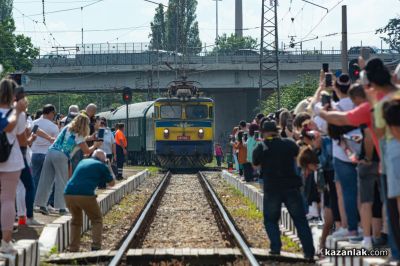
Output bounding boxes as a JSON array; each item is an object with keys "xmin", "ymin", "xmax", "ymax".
[
  {"xmin": 357, "ymin": 162, "xmax": 380, "ymax": 203},
  {"xmin": 385, "ymin": 138, "xmax": 400, "ymax": 198}
]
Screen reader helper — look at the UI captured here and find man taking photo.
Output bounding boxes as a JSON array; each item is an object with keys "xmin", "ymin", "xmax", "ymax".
[{"xmin": 252, "ymin": 120, "xmax": 315, "ymax": 260}]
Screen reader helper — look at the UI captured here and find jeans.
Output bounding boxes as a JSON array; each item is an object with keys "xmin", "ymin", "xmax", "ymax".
[
  {"xmin": 381, "ymin": 174, "xmax": 400, "ymax": 260},
  {"xmin": 31, "ymin": 153, "xmax": 54, "ymax": 206},
  {"xmin": 216, "ymin": 155, "xmax": 222, "ymax": 167},
  {"xmin": 333, "ymin": 158, "xmax": 359, "ymax": 232},
  {"xmin": 263, "ymin": 187, "xmax": 315, "ymax": 258},
  {"xmin": 19, "ymin": 156, "xmax": 35, "ymax": 218},
  {"xmin": 34, "ymin": 149, "xmax": 69, "ymax": 210}
]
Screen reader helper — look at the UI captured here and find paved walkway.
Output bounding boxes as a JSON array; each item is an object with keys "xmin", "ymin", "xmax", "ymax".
[{"xmin": 13, "ymin": 168, "xmax": 139, "ymax": 242}]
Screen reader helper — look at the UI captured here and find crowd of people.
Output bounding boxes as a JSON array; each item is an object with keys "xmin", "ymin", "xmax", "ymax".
[
  {"xmin": 0, "ymin": 77, "xmax": 128, "ymax": 254},
  {"xmin": 227, "ymin": 58, "xmax": 400, "ymax": 262}
]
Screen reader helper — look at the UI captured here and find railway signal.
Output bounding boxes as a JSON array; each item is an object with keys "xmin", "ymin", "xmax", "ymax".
[
  {"xmin": 349, "ymin": 59, "xmax": 360, "ymax": 82},
  {"xmin": 122, "ymin": 87, "xmax": 132, "ymax": 103}
]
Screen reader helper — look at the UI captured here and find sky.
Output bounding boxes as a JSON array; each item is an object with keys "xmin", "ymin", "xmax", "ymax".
[{"xmin": 12, "ymin": 0, "xmax": 400, "ymax": 55}]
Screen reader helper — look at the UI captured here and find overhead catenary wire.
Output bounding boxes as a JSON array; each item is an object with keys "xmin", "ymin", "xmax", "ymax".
[
  {"xmin": 13, "ymin": 0, "xmax": 105, "ymax": 18},
  {"xmin": 301, "ymin": 0, "xmax": 344, "ymax": 41}
]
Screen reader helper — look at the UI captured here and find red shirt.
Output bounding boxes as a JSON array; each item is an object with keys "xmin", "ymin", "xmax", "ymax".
[{"xmin": 346, "ymin": 102, "xmax": 379, "ymax": 157}]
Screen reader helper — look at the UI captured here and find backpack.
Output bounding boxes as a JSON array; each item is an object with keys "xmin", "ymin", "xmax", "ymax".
[{"xmin": 0, "ymin": 109, "xmax": 15, "ymax": 163}]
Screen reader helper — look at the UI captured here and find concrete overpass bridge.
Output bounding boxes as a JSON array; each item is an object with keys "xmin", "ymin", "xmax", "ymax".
[{"xmin": 24, "ymin": 50, "xmax": 400, "ymax": 142}]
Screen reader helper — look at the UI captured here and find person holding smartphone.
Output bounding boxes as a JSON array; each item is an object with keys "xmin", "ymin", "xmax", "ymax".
[{"xmin": 97, "ymin": 117, "xmax": 116, "ymax": 188}]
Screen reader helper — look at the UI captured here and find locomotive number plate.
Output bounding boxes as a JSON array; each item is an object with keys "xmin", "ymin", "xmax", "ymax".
[{"xmin": 177, "ymin": 136, "xmax": 191, "ymax": 140}]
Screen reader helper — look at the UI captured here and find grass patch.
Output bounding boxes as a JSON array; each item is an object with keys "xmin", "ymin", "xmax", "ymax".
[
  {"xmin": 281, "ymin": 235, "xmax": 302, "ymax": 253},
  {"xmin": 226, "ymin": 185, "xmax": 263, "ymax": 219},
  {"xmin": 124, "ymin": 165, "xmax": 160, "ymax": 173}
]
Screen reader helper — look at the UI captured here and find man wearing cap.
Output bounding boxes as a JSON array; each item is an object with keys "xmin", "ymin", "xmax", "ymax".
[
  {"xmin": 253, "ymin": 121, "xmax": 315, "ymax": 260},
  {"xmin": 64, "ymin": 149, "xmax": 115, "ymax": 252}
]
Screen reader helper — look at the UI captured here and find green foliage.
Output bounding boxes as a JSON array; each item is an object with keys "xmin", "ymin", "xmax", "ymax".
[
  {"xmin": 0, "ymin": 18, "xmax": 39, "ymax": 75},
  {"xmin": 262, "ymin": 74, "xmax": 317, "ymax": 114},
  {"xmin": 376, "ymin": 16, "xmax": 400, "ymax": 53},
  {"xmin": 213, "ymin": 33, "xmax": 258, "ymax": 54},
  {"xmin": 149, "ymin": 0, "xmax": 202, "ymax": 54},
  {"xmin": 0, "ymin": 0, "xmax": 13, "ymax": 23},
  {"xmin": 27, "ymin": 93, "xmax": 147, "ymax": 116},
  {"xmin": 149, "ymin": 4, "xmax": 166, "ymax": 51}
]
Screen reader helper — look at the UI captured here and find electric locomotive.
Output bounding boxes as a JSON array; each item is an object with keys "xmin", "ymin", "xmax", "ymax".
[
  {"xmin": 154, "ymin": 80, "xmax": 214, "ymax": 168},
  {"xmin": 102, "ymin": 80, "xmax": 214, "ymax": 168}
]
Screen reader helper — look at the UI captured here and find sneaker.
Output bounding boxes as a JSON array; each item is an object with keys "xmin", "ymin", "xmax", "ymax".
[
  {"xmin": 361, "ymin": 239, "xmax": 373, "ymax": 249},
  {"xmin": 331, "ymin": 227, "xmax": 349, "ymax": 238},
  {"xmin": 59, "ymin": 209, "xmax": 69, "ymax": 216},
  {"xmin": 47, "ymin": 205, "xmax": 58, "ymax": 214},
  {"xmin": 348, "ymin": 236, "xmax": 363, "ymax": 244},
  {"xmin": 269, "ymin": 250, "xmax": 280, "ymax": 256},
  {"xmin": 26, "ymin": 218, "xmax": 43, "ymax": 226},
  {"xmin": 0, "ymin": 240, "xmax": 17, "ymax": 255},
  {"xmin": 38, "ymin": 206, "xmax": 49, "ymax": 215},
  {"xmin": 373, "ymin": 236, "xmax": 388, "ymax": 248}
]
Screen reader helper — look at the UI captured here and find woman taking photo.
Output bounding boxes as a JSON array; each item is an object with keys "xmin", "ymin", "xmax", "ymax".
[
  {"xmin": 34, "ymin": 113, "xmax": 102, "ymax": 215},
  {"xmin": 0, "ymin": 79, "xmax": 27, "ymax": 254}
]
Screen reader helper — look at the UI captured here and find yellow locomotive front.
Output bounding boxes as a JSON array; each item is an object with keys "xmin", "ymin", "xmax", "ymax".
[{"xmin": 153, "ymin": 81, "xmax": 214, "ymax": 168}]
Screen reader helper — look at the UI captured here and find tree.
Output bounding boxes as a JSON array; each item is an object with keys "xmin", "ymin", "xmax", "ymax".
[
  {"xmin": 0, "ymin": 18, "xmax": 39, "ymax": 75},
  {"xmin": 0, "ymin": 0, "xmax": 13, "ymax": 23},
  {"xmin": 27, "ymin": 93, "xmax": 147, "ymax": 115},
  {"xmin": 149, "ymin": 0, "xmax": 202, "ymax": 54},
  {"xmin": 262, "ymin": 74, "xmax": 318, "ymax": 114},
  {"xmin": 149, "ymin": 4, "xmax": 166, "ymax": 51},
  {"xmin": 376, "ymin": 17, "xmax": 400, "ymax": 53},
  {"xmin": 212, "ymin": 33, "xmax": 258, "ymax": 54}
]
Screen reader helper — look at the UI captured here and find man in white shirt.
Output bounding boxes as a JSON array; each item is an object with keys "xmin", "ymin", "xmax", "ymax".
[{"xmin": 31, "ymin": 104, "xmax": 59, "ymax": 197}]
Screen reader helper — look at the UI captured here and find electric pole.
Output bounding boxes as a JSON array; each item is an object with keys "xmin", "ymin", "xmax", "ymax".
[
  {"xmin": 341, "ymin": 5, "xmax": 348, "ymax": 73},
  {"xmin": 213, "ymin": 0, "xmax": 222, "ymax": 63},
  {"xmin": 259, "ymin": 0, "xmax": 280, "ymax": 111}
]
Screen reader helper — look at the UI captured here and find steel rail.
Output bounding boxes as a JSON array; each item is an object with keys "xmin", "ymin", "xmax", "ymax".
[
  {"xmin": 108, "ymin": 171, "xmax": 171, "ymax": 266},
  {"xmin": 198, "ymin": 172, "xmax": 260, "ymax": 266}
]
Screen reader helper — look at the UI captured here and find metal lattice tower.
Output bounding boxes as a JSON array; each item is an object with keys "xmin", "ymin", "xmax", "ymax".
[{"xmin": 259, "ymin": 0, "xmax": 280, "ymax": 111}]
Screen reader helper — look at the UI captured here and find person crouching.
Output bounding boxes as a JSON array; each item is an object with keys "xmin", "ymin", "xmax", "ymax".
[{"xmin": 64, "ymin": 149, "xmax": 115, "ymax": 252}]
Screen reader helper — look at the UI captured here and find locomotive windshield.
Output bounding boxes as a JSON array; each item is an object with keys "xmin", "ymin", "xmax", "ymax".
[
  {"xmin": 160, "ymin": 105, "xmax": 182, "ymax": 119},
  {"xmin": 186, "ymin": 105, "xmax": 208, "ymax": 119}
]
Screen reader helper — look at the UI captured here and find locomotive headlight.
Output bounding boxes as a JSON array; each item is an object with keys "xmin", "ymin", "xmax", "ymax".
[
  {"xmin": 198, "ymin": 128, "xmax": 204, "ymax": 138},
  {"xmin": 163, "ymin": 128, "xmax": 170, "ymax": 138}
]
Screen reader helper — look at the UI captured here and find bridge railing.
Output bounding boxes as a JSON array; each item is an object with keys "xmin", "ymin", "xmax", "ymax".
[{"xmin": 32, "ymin": 50, "xmax": 400, "ymax": 67}]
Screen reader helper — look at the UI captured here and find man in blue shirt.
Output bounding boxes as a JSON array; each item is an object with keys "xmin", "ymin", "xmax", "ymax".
[{"xmin": 64, "ymin": 149, "xmax": 115, "ymax": 252}]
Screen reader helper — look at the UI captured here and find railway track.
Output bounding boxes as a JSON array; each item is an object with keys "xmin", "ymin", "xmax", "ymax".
[{"xmin": 109, "ymin": 171, "xmax": 260, "ymax": 266}]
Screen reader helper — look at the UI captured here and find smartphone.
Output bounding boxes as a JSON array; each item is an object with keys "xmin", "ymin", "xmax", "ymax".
[
  {"xmin": 322, "ymin": 63, "xmax": 329, "ymax": 73},
  {"xmin": 255, "ymin": 131, "xmax": 260, "ymax": 140},
  {"xmin": 14, "ymin": 86, "xmax": 25, "ymax": 101},
  {"xmin": 321, "ymin": 94, "xmax": 331, "ymax": 107},
  {"xmin": 243, "ymin": 132, "xmax": 248, "ymax": 141},
  {"xmin": 31, "ymin": 124, "xmax": 39, "ymax": 134},
  {"xmin": 325, "ymin": 73, "xmax": 333, "ymax": 87},
  {"xmin": 97, "ymin": 128, "xmax": 105, "ymax": 140}
]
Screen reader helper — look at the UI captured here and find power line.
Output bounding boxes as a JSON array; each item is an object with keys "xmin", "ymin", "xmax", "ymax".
[
  {"xmin": 14, "ymin": 0, "xmax": 98, "ymax": 3},
  {"xmin": 14, "ymin": 0, "xmax": 105, "ymax": 18},
  {"xmin": 301, "ymin": 0, "xmax": 344, "ymax": 41}
]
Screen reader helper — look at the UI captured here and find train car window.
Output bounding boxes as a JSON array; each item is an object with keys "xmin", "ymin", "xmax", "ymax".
[
  {"xmin": 186, "ymin": 105, "xmax": 208, "ymax": 119},
  {"xmin": 154, "ymin": 106, "xmax": 159, "ymax": 118},
  {"xmin": 160, "ymin": 105, "xmax": 182, "ymax": 119},
  {"xmin": 208, "ymin": 106, "xmax": 213, "ymax": 118}
]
